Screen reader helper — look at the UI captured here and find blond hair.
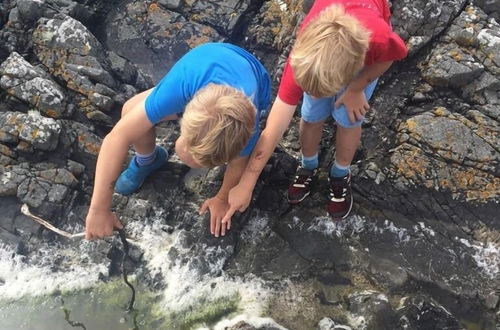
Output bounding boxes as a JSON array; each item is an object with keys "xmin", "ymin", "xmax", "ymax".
[
  {"xmin": 291, "ymin": 4, "xmax": 370, "ymax": 98},
  {"xmin": 180, "ymin": 84, "xmax": 256, "ymax": 167}
]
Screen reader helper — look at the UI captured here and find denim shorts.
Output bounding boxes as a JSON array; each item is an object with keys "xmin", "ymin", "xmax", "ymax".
[{"xmin": 300, "ymin": 79, "xmax": 378, "ymax": 128}]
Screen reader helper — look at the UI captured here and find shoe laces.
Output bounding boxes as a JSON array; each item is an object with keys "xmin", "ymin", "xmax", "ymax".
[
  {"xmin": 293, "ymin": 167, "xmax": 315, "ymax": 186},
  {"xmin": 330, "ymin": 175, "xmax": 349, "ymax": 200}
]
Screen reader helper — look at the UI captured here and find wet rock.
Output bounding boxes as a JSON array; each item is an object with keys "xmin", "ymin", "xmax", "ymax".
[
  {"xmin": 396, "ymin": 296, "xmax": 463, "ymax": 330},
  {"xmin": 318, "ymin": 318, "xmax": 352, "ymax": 330},
  {"xmin": 226, "ymin": 215, "xmax": 311, "ymax": 280},
  {"xmin": 347, "ymin": 291, "xmax": 397, "ymax": 329},
  {"xmin": 483, "ymin": 291, "xmax": 499, "ymax": 310},
  {"xmin": 0, "ymin": 0, "xmax": 499, "ymax": 328}
]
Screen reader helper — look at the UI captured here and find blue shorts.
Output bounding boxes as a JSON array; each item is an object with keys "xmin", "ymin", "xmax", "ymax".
[{"xmin": 300, "ymin": 79, "xmax": 378, "ymax": 128}]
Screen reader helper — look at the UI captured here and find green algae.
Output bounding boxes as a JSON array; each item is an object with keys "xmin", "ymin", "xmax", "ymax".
[{"xmin": 0, "ymin": 279, "xmax": 242, "ymax": 330}]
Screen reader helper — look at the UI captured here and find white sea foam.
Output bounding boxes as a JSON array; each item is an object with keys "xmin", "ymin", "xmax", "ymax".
[
  {"xmin": 464, "ymin": 240, "xmax": 499, "ymax": 279},
  {"xmin": 0, "ymin": 242, "xmax": 108, "ymax": 300},
  {"xmin": 212, "ymin": 314, "xmax": 289, "ymax": 330},
  {"xmin": 125, "ymin": 208, "xmax": 273, "ymax": 316},
  {"xmin": 306, "ymin": 215, "xmax": 411, "ymax": 243}
]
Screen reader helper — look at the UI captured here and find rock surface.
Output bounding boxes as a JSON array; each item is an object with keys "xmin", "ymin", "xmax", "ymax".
[{"xmin": 0, "ymin": 0, "xmax": 498, "ymax": 329}]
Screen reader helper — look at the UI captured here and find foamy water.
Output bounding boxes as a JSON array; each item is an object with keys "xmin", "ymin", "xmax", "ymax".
[
  {"xmin": 0, "ymin": 204, "xmax": 274, "ymax": 328},
  {"xmin": 0, "ymin": 241, "xmax": 108, "ymax": 300},
  {"xmin": 125, "ymin": 206, "xmax": 272, "ymax": 316}
]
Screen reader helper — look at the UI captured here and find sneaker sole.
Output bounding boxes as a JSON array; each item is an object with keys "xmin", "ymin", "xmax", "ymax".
[
  {"xmin": 328, "ymin": 194, "xmax": 353, "ymax": 221},
  {"xmin": 287, "ymin": 191, "xmax": 310, "ymax": 204}
]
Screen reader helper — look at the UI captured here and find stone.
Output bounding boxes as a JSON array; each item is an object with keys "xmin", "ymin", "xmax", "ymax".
[
  {"xmin": 0, "ymin": 52, "xmax": 70, "ymax": 118},
  {"xmin": 0, "ymin": 111, "xmax": 61, "ymax": 151}
]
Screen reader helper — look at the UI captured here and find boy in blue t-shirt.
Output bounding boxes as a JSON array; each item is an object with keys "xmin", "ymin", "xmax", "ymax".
[{"xmin": 85, "ymin": 43, "xmax": 271, "ymax": 239}]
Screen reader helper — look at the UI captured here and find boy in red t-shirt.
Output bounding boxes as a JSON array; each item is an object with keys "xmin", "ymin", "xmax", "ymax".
[{"xmin": 221, "ymin": 0, "xmax": 407, "ymax": 222}]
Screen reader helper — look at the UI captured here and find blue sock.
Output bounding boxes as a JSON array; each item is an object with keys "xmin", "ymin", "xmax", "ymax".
[
  {"xmin": 301, "ymin": 153, "xmax": 318, "ymax": 170},
  {"xmin": 135, "ymin": 148, "xmax": 157, "ymax": 167},
  {"xmin": 330, "ymin": 160, "xmax": 350, "ymax": 178}
]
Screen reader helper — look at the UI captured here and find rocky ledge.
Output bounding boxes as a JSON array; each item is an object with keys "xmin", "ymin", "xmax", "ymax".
[{"xmin": 0, "ymin": 0, "xmax": 498, "ymax": 329}]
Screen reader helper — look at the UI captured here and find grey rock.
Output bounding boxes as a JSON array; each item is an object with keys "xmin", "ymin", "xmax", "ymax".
[
  {"xmin": 347, "ymin": 291, "xmax": 397, "ymax": 329},
  {"xmin": 17, "ymin": 177, "xmax": 50, "ymax": 208},
  {"xmin": 16, "ymin": 0, "xmax": 45, "ymax": 23},
  {"xmin": 0, "ymin": 111, "xmax": 61, "ymax": 151},
  {"xmin": 32, "ymin": 14, "xmax": 120, "ymax": 118},
  {"xmin": 396, "ymin": 296, "xmax": 464, "ymax": 329},
  {"xmin": 158, "ymin": 0, "xmax": 182, "ymax": 10},
  {"xmin": 36, "ymin": 169, "xmax": 78, "ymax": 187},
  {"xmin": 420, "ymin": 43, "xmax": 484, "ymax": 88},
  {"xmin": 102, "ymin": 1, "xmax": 220, "ymax": 83},
  {"xmin": 47, "ymin": 183, "xmax": 70, "ymax": 203},
  {"xmin": 66, "ymin": 159, "xmax": 85, "ymax": 177},
  {"xmin": 484, "ymin": 292, "xmax": 499, "ymax": 310},
  {"xmin": 475, "ymin": 0, "xmax": 500, "ymax": 20},
  {"xmin": 318, "ymin": 318, "xmax": 352, "ymax": 330},
  {"xmin": 0, "ymin": 52, "xmax": 70, "ymax": 118},
  {"xmin": 391, "ymin": 0, "xmax": 467, "ymax": 53}
]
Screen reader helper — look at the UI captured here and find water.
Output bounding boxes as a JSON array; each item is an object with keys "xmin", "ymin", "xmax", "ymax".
[{"xmin": 0, "ymin": 206, "xmax": 275, "ymax": 329}]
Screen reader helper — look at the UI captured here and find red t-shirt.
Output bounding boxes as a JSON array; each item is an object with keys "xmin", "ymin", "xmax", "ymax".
[{"xmin": 278, "ymin": 0, "xmax": 408, "ymax": 105}]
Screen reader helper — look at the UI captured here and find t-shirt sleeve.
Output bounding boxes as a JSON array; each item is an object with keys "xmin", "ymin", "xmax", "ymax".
[
  {"xmin": 144, "ymin": 64, "xmax": 190, "ymax": 124},
  {"xmin": 277, "ymin": 59, "xmax": 304, "ymax": 106},
  {"xmin": 366, "ymin": 32, "xmax": 408, "ymax": 65}
]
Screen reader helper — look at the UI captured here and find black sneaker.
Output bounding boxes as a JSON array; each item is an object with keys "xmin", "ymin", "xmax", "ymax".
[
  {"xmin": 287, "ymin": 166, "xmax": 317, "ymax": 204},
  {"xmin": 327, "ymin": 172, "xmax": 353, "ymax": 219}
]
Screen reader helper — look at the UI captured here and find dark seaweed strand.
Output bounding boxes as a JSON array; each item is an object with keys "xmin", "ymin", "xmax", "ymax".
[
  {"xmin": 60, "ymin": 298, "xmax": 87, "ymax": 329},
  {"xmin": 118, "ymin": 228, "xmax": 136, "ymax": 312}
]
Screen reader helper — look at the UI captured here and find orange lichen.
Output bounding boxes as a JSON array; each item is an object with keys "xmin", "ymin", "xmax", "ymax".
[
  {"xmin": 433, "ymin": 107, "xmax": 447, "ymax": 116},
  {"xmin": 77, "ymin": 135, "xmax": 101, "ymax": 156},
  {"xmin": 186, "ymin": 35, "xmax": 211, "ymax": 48},
  {"xmin": 449, "ymin": 50, "xmax": 462, "ymax": 61},
  {"xmin": 405, "ymin": 119, "xmax": 417, "ymax": 131},
  {"xmin": 31, "ymin": 128, "xmax": 39, "ymax": 139},
  {"xmin": 45, "ymin": 109, "xmax": 59, "ymax": 118},
  {"xmin": 148, "ymin": 3, "xmax": 160, "ymax": 12}
]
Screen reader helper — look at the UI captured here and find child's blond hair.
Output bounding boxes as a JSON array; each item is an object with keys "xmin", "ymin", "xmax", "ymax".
[
  {"xmin": 180, "ymin": 83, "xmax": 256, "ymax": 167},
  {"xmin": 291, "ymin": 4, "xmax": 370, "ymax": 98}
]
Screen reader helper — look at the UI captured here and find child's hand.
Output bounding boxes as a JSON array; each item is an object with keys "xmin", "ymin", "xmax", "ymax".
[
  {"xmin": 221, "ymin": 184, "xmax": 252, "ymax": 226},
  {"xmin": 335, "ymin": 88, "xmax": 369, "ymax": 123},
  {"xmin": 85, "ymin": 208, "xmax": 123, "ymax": 240},
  {"xmin": 199, "ymin": 195, "xmax": 230, "ymax": 237}
]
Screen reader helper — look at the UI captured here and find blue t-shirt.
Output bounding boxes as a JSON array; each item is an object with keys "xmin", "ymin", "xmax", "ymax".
[{"xmin": 145, "ymin": 43, "xmax": 271, "ymax": 156}]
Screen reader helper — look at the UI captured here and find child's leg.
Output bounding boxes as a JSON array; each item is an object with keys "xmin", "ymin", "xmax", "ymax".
[
  {"xmin": 287, "ymin": 94, "xmax": 331, "ymax": 204},
  {"xmin": 300, "ymin": 119, "xmax": 325, "ymax": 160},
  {"xmin": 331, "ymin": 79, "xmax": 378, "ymax": 176},
  {"xmin": 115, "ymin": 89, "xmax": 169, "ymax": 195},
  {"xmin": 326, "ymin": 79, "xmax": 378, "ymax": 218},
  {"xmin": 334, "ymin": 125, "xmax": 361, "ymax": 170},
  {"xmin": 299, "ymin": 94, "xmax": 332, "ymax": 169},
  {"xmin": 121, "ymin": 89, "xmax": 156, "ymax": 155}
]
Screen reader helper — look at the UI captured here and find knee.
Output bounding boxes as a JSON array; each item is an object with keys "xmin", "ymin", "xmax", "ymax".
[
  {"xmin": 301, "ymin": 119, "xmax": 324, "ymax": 128},
  {"xmin": 121, "ymin": 98, "xmax": 134, "ymax": 118}
]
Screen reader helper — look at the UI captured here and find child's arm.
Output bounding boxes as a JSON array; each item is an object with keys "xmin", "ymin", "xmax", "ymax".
[
  {"xmin": 85, "ymin": 102, "xmax": 155, "ymax": 240},
  {"xmin": 199, "ymin": 156, "xmax": 249, "ymax": 237},
  {"xmin": 221, "ymin": 97, "xmax": 297, "ymax": 223},
  {"xmin": 336, "ymin": 61, "xmax": 394, "ymax": 123}
]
